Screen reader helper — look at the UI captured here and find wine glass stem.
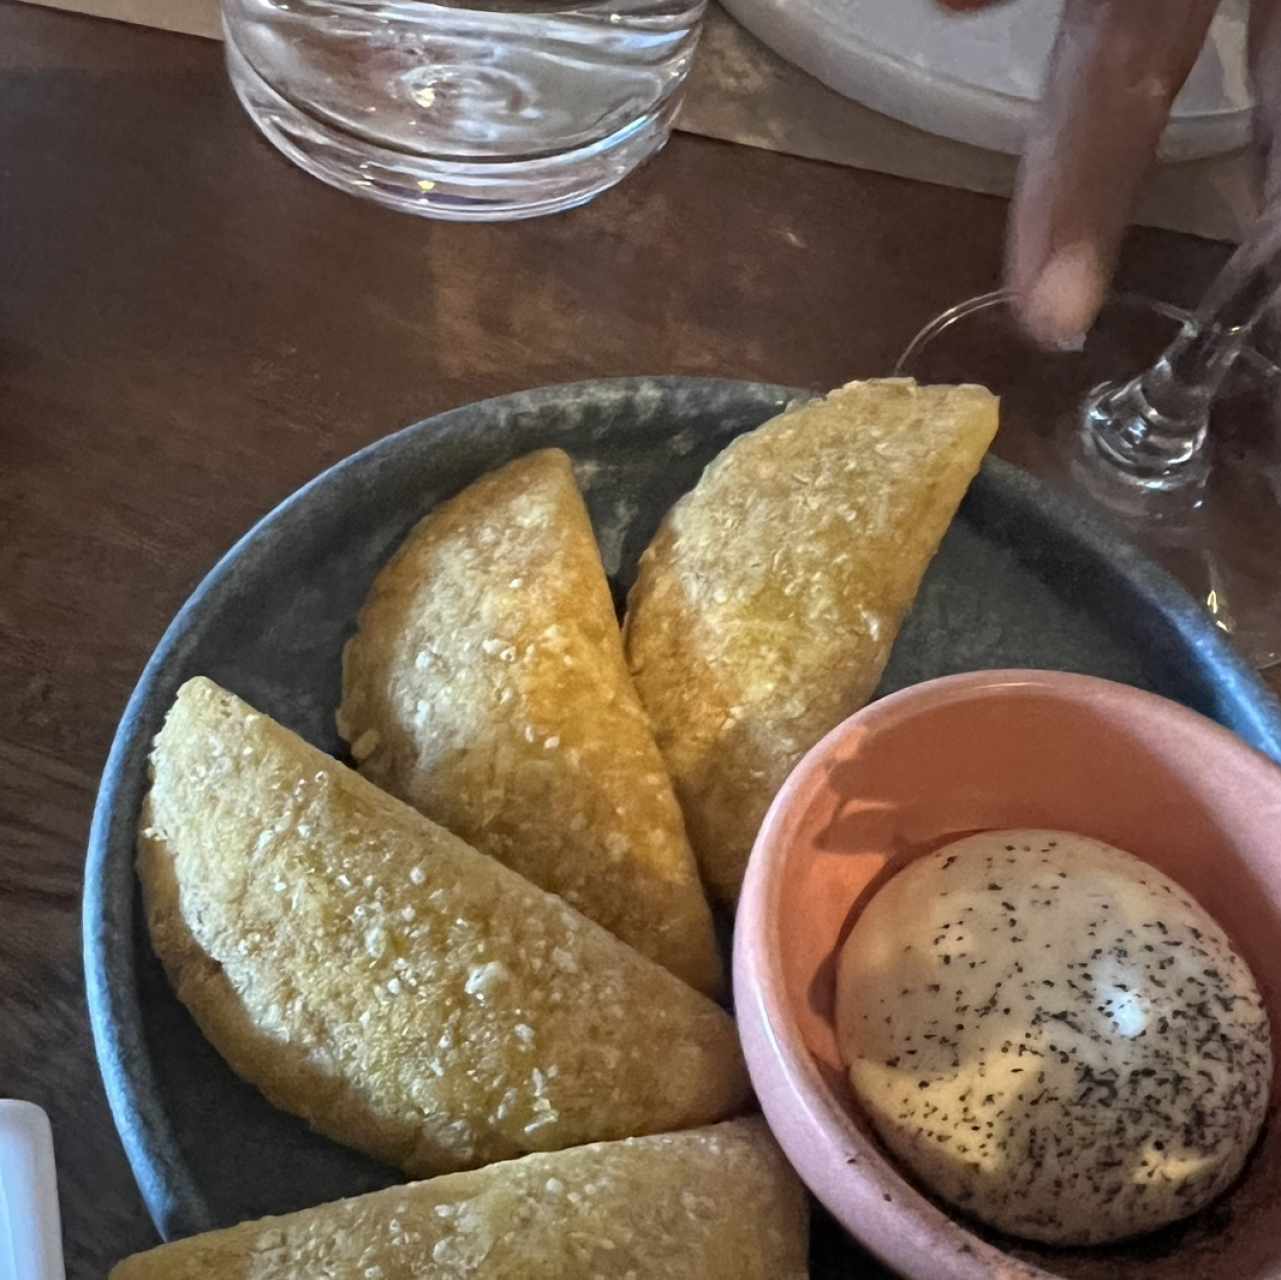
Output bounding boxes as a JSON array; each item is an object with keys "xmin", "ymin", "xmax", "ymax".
[
  {"xmin": 1085, "ymin": 320, "xmax": 1244, "ymax": 482},
  {"xmin": 1084, "ymin": 208, "xmax": 1281, "ymax": 486}
]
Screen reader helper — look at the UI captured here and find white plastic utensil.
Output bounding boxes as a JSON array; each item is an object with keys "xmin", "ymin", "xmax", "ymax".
[{"xmin": 0, "ymin": 1102, "xmax": 65, "ymax": 1280}]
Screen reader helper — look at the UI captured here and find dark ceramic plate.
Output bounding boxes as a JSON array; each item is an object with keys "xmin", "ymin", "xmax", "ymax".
[{"xmin": 84, "ymin": 378, "xmax": 1281, "ymax": 1272}]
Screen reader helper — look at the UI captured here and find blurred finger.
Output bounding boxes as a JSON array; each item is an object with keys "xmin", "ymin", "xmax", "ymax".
[
  {"xmin": 1011, "ymin": 0, "xmax": 1219, "ymax": 347},
  {"xmin": 1249, "ymin": 0, "xmax": 1281, "ymax": 206}
]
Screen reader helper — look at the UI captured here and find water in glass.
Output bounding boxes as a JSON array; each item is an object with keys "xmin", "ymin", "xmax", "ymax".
[{"xmin": 222, "ymin": 0, "xmax": 706, "ymax": 219}]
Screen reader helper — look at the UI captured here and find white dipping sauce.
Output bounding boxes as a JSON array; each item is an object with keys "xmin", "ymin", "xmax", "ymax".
[{"xmin": 835, "ymin": 829, "xmax": 1272, "ymax": 1245}]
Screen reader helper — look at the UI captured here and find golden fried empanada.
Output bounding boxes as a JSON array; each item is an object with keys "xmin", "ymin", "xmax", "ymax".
[
  {"xmin": 624, "ymin": 379, "xmax": 998, "ymax": 905},
  {"xmin": 138, "ymin": 678, "xmax": 749, "ymax": 1178},
  {"xmin": 337, "ymin": 449, "xmax": 722, "ymax": 995},
  {"xmin": 110, "ymin": 1118, "xmax": 809, "ymax": 1279}
]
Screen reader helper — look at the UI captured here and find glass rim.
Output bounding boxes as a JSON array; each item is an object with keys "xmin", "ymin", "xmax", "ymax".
[{"xmin": 896, "ymin": 288, "xmax": 1281, "ymax": 383}]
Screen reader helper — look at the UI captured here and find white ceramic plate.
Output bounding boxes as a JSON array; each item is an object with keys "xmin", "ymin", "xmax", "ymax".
[{"xmin": 720, "ymin": 0, "xmax": 1252, "ymax": 159}]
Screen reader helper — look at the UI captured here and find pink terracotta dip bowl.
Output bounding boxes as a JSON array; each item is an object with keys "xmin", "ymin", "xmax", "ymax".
[{"xmin": 734, "ymin": 669, "xmax": 1281, "ymax": 1280}]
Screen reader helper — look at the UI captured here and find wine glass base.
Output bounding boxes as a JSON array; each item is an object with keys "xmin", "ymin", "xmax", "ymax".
[
  {"xmin": 898, "ymin": 293, "xmax": 1281, "ymax": 670},
  {"xmin": 1066, "ymin": 385, "xmax": 1211, "ymax": 515},
  {"xmin": 1081, "ymin": 382, "xmax": 1209, "ymax": 492}
]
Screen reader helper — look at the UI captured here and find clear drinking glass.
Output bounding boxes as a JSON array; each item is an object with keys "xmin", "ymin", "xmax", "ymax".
[
  {"xmin": 221, "ymin": 0, "xmax": 707, "ymax": 220},
  {"xmin": 897, "ymin": 291, "xmax": 1281, "ymax": 670}
]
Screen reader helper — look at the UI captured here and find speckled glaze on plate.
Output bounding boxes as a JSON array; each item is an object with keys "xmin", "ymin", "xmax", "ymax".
[{"xmin": 82, "ymin": 378, "xmax": 1281, "ymax": 1268}]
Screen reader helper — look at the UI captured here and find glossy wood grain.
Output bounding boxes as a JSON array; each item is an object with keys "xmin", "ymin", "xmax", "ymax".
[{"xmin": 0, "ymin": 4, "xmax": 1275, "ymax": 1275}]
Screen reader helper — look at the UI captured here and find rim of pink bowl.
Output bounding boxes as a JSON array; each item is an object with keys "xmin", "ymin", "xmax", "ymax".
[{"xmin": 732, "ymin": 668, "xmax": 1281, "ymax": 1280}]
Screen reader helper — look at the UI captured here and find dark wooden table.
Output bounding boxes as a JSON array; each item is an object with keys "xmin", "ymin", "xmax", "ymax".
[{"xmin": 2, "ymin": 4, "xmax": 1277, "ymax": 1275}]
